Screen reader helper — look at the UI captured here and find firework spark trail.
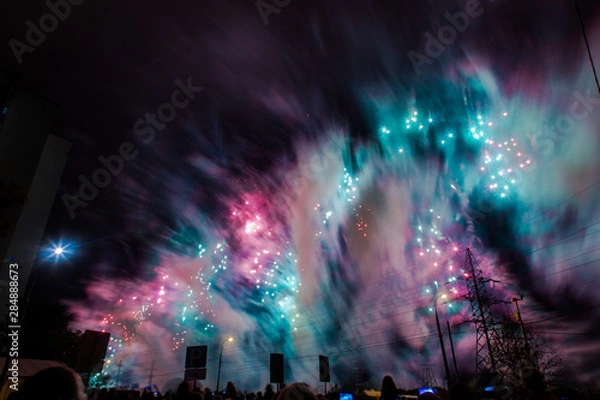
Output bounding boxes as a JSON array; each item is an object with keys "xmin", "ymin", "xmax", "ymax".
[
  {"xmin": 69, "ymin": 84, "xmax": 600, "ymax": 387},
  {"xmin": 68, "ymin": 85, "xmax": 600, "ymax": 388},
  {"xmin": 66, "ymin": 13, "xmax": 600, "ymax": 388}
]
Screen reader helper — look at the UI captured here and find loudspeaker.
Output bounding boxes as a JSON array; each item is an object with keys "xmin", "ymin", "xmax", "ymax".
[
  {"xmin": 270, "ymin": 353, "xmax": 284, "ymax": 383},
  {"xmin": 319, "ymin": 355, "xmax": 330, "ymax": 382}
]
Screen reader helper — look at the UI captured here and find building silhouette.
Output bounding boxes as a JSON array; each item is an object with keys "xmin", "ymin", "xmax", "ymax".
[{"xmin": 0, "ymin": 70, "xmax": 71, "ymax": 319}]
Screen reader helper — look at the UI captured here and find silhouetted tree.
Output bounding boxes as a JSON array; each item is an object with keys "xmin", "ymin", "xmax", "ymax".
[
  {"xmin": 0, "ymin": 299, "xmax": 83, "ymax": 368},
  {"xmin": 492, "ymin": 318, "xmax": 567, "ymax": 390}
]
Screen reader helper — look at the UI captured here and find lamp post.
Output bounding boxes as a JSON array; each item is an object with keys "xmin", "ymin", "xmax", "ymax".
[
  {"xmin": 215, "ymin": 337, "xmax": 233, "ymax": 393},
  {"xmin": 434, "ymin": 293, "xmax": 451, "ymax": 388}
]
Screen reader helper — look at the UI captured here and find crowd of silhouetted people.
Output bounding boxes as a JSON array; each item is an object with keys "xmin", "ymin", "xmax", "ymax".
[{"xmin": 5, "ymin": 365, "xmax": 574, "ymax": 400}]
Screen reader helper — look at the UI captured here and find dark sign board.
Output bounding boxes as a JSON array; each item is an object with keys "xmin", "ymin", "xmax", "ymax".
[
  {"xmin": 185, "ymin": 346, "xmax": 208, "ymax": 369},
  {"xmin": 270, "ymin": 353, "xmax": 284, "ymax": 383},
  {"xmin": 184, "ymin": 368, "xmax": 207, "ymax": 381},
  {"xmin": 319, "ymin": 355, "xmax": 330, "ymax": 382}
]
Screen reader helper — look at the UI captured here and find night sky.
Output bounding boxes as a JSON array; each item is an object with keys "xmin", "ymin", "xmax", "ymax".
[{"xmin": 2, "ymin": 0, "xmax": 600, "ymax": 392}]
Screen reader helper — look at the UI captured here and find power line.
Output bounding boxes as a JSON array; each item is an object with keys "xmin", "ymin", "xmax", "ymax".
[
  {"xmin": 573, "ymin": 0, "xmax": 600, "ymax": 93},
  {"xmin": 102, "ymin": 250, "xmax": 599, "ymax": 366},
  {"xmin": 545, "ymin": 257, "xmax": 600, "ymax": 277},
  {"xmin": 536, "ymin": 331, "xmax": 600, "ymax": 337},
  {"xmin": 99, "ymin": 238, "xmax": 600, "ymax": 383},
  {"xmin": 527, "ymin": 222, "xmax": 600, "ymax": 254},
  {"xmin": 520, "ymin": 179, "xmax": 600, "ymax": 226}
]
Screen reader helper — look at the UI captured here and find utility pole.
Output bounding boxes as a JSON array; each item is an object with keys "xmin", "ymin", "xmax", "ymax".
[
  {"xmin": 511, "ymin": 296, "xmax": 529, "ymax": 349},
  {"xmin": 511, "ymin": 296, "xmax": 539, "ymax": 369},
  {"xmin": 148, "ymin": 359, "xmax": 155, "ymax": 387},
  {"xmin": 434, "ymin": 294, "xmax": 451, "ymax": 388},
  {"xmin": 116, "ymin": 361, "xmax": 122, "ymax": 388},
  {"xmin": 446, "ymin": 321, "xmax": 460, "ymax": 383}
]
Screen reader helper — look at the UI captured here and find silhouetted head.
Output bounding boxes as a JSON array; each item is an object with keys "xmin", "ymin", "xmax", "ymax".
[
  {"xmin": 448, "ymin": 383, "xmax": 469, "ymax": 400},
  {"xmin": 521, "ymin": 368, "xmax": 546, "ymax": 393},
  {"xmin": 177, "ymin": 380, "xmax": 191, "ymax": 400},
  {"xmin": 380, "ymin": 375, "xmax": 398, "ymax": 400},
  {"xmin": 276, "ymin": 383, "xmax": 316, "ymax": 400},
  {"xmin": 382, "ymin": 375, "xmax": 397, "ymax": 391},
  {"xmin": 19, "ymin": 366, "xmax": 86, "ymax": 400}
]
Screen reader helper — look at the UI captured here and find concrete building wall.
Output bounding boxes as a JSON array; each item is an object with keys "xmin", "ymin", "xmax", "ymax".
[{"xmin": 0, "ymin": 88, "xmax": 71, "ymax": 319}]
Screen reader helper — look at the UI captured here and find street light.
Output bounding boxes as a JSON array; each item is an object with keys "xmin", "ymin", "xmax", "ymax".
[
  {"xmin": 0, "ymin": 240, "xmax": 75, "ymax": 386},
  {"xmin": 434, "ymin": 293, "xmax": 451, "ymax": 388},
  {"xmin": 215, "ymin": 337, "xmax": 233, "ymax": 393},
  {"xmin": 21, "ymin": 241, "xmax": 75, "ymax": 322},
  {"xmin": 45, "ymin": 240, "xmax": 75, "ymax": 262}
]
